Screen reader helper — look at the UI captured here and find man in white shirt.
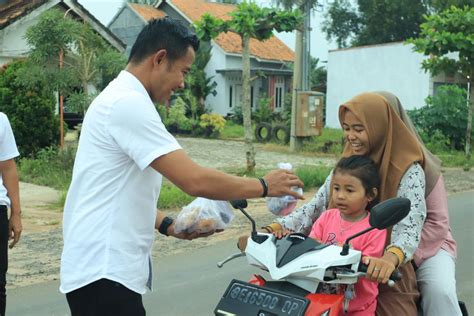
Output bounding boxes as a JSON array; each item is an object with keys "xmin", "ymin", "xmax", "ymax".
[
  {"xmin": 61, "ymin": 17, "xmax": 303, "ymax": 315},
  {"xmin": 0, "ymin": 113, "xmax": 22, "ymax": 316}
]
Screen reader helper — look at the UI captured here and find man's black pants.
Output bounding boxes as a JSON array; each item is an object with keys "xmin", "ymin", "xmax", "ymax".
[
  {"xmin": 0, "ymin": 205, "xmax": 8, "ymax": 316},
  {"xmin": 66, "ymin": 279, "xmax": 146, "ymax": 316}
]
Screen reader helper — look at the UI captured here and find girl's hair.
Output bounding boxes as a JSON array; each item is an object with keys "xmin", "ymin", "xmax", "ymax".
[{"xmin": 334, "ymin": 155, "xmax": 381, "ymax": 209}]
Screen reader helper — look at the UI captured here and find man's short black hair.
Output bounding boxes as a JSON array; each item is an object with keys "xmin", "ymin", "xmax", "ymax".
[{"xmin": 128, "ymin": 17, "xmax": 200, "ymax": 64}]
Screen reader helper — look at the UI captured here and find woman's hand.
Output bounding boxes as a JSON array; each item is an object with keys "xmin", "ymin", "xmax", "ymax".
[
  {"xmin": 273, "ymin": 229, "xmax": 291, "ymax": 239},
  {"xmin": 362, "ymin": 252, "xmax": 399, "ymax": 284}
]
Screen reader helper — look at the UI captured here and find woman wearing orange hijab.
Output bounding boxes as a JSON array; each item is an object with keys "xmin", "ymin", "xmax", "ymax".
[{"xmin": 265, "ymin": 92, "xmax": 461, "ymax": 315}]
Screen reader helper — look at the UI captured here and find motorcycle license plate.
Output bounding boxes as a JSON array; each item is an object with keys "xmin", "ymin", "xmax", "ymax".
[{"xmin": 214, "ymin": 279, "xmax": 309, "ymax": 316}]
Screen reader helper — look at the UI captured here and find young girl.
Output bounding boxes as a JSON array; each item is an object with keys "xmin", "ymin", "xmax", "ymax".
[{"xmin": 309, "ymin": 155, "xmax": 386, "ymax": 315}]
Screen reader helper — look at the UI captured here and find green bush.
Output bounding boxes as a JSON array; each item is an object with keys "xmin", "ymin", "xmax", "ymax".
[
  {"xmin": 199, "ymin": 113, "xmax": 226, "ymax": 137},
  {"xmin": 156, "ymin": 103, "xmax": 168, "ymax": 121},
  {"xmin": 164, "ymin": 97, "xmax": 193, "ymax": 133},
  {"xmin": 0, "ymin": 61, "xmax": 59, "ymax": 157},
  {"xmin": 65, "ymin": 91, "xmax": 95, "ymax": 114},
  {"xmin": 230, "ymin": 105, "xmax": 243, "ymax": 124},
  {"xmin": 253, "ymin": 96, "xmax": 273, "ymax": 123},
  {"xmin": 408, "ymin": 85, "xmax": 471, "ymax": 150}
]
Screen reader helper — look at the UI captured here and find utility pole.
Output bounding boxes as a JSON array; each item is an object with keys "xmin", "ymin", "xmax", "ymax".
[{"xmin": 290, "ymin": 0, "xmax": 312, "ymax": 152}]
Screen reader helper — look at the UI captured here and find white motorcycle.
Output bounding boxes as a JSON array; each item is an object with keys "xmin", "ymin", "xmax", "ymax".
[{"xmin": 214, "ymin": 198, "xmax": 410, "ymax": 316}]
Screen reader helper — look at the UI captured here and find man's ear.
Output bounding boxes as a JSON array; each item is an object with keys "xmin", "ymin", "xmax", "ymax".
[{"xmin": 153, "ymin": 49, "xmax": 167, "ymax": 67}]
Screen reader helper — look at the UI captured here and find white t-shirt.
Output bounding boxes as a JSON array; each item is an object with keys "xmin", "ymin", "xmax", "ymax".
[
  {"xmin": 60, "ymin": 71, "xmax": 182, "ymax": 294},
  {"xmin": 0, "ymin": 112, "xmax": 20, "ymax": 207}
]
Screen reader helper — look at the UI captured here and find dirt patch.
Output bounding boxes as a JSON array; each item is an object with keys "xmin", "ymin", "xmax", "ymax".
[{"xmin": 6, "ymin": 137, "xmax": 474, "ymax": 289}]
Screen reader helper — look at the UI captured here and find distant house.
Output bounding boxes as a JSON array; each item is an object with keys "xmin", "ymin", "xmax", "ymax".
[
  {"xmin": 0, "ymin": 0, "xmax": 125, "ymax": 66},
  {"xmin": 325, "ymin": 41, "xmax": 464, "ymax": 128},
  {"xmin": 108, "ymin": 0, "xmax": 295, "ymax": 116},
  {"xmin": 108, "ymin": 3, "xmax": 166, "ymax": 57}
]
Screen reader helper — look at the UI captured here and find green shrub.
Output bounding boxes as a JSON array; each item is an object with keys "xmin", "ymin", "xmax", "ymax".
[
  {"xmin": 230, "ymin": 105, "xmax": 243, "ymax": 124},
  {"xmin": 0, "ymin": 61, "xmax": 59, "ymax": 157},
  {"xmin": 253, "ymin": 96, "xmax": 273, "ymax": 123},
  {"xmin": 408, "ymin": 85, "xmax": 471, "ymax": 150},
  {"xmin": 164, "ymin": 97, "xmax": 193, "ymax": 133},
  {"xmin": 156, "ymin": 103, "xmax": 168, "ymax": 121},
  {"xmin": 65, "ymin": 91, "xmax": 95, "ymax": 114},
  {"xmin": 199, "ymin": 113, "xmax": 226, "ymax": 137}
]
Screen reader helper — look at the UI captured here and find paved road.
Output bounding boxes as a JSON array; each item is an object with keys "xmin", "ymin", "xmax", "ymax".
[{"xmin": 6, "ymin": 191, "xmax": 473, "ymax": 315}]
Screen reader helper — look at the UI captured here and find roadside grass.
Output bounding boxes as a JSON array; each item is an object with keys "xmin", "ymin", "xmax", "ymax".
[
  {"xmin": 220, "ymin": 121, "xmax": 244, "ymax": 139},
  {"xmin": 18, "ymin": 146, "xmax": 75, "ymax": 191},
  {"xmin": 436, "ymin": 151, "xmax": 474, "ymax": 169},
  {"xmin": 158, "ymin": 181, "xmax": 194, "ymax": 210}
]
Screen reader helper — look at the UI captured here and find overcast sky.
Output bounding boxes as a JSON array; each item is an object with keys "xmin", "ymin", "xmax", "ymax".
[{"xmin": 77, "ymin": 0, "xmax": 336, "ymax": 62}]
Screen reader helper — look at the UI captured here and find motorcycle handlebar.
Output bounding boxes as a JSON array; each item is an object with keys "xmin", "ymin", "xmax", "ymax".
[{"xmin": 358, "ymin": 263, "xmax": 402, "ymax": 283}]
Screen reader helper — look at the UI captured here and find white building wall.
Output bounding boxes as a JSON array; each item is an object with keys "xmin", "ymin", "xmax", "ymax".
[
  {"xmin": 0, "ymin": 11, "xmax": 48, "ymax": 64},
  {"xmin": 204, "ymin": 44, "xmax": 228, "ymax": 115},
  {"xmin": 325, "ymin": 42, "xmax": 431, "ymax": 128}
]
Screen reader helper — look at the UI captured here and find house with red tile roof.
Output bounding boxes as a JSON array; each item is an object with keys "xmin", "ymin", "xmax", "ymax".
[
  {"xmin": 109, "ymin": 0, "xmax": 295, "ymax": 116},
  {"xmin": 0, "ymin": 0, "xmax": 125, "ymax": 66}
]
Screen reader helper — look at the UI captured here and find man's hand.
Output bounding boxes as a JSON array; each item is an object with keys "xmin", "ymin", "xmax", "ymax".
[
  {"xmin": 263, "ymin": 169, "xmax": 304, "ymax": 199},
  {"xmin": 167, "ymin": 223, "xmax": 223, "ymax": 240},
  {"xmin": 9, "ymin": 212, "xmax": 22, "ymax": 248}
]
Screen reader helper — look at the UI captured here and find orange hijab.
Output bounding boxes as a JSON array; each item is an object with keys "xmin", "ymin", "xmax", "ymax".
[
  {"xmin": 375, "ymin": 91, "xmax": 441, "ymax": 196},
  {"xmin": 337, "ymin": 92, "xmax": 425, "ymax": 202}
]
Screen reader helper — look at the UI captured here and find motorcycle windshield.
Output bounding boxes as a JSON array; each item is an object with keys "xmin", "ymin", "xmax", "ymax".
[{"xmin": 275, "ymin": 233, "xmax": 329, "ymax": 268}]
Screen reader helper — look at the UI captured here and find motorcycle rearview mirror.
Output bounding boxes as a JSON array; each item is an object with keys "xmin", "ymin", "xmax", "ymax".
[
  {"xmin": 369, "ymin": 197, "xmax": 410, "ymax": 229},
  {"xmin": 340, "ymin": 198, "xmax": 411, "ymax": 256},
  {"xmin": 230, "ymin": 199, "xmax": 248, "ymax": 210},
  {"xmin": 229, "ymin": 199, "xmax": 268, "ymax": 244}
]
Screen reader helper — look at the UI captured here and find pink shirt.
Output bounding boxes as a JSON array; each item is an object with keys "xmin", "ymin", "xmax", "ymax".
[
  {"xmin": 414, "ymin": 175, "xmax": 457, "ymax": 266},
  {"xmin": 309, "ymin": 209, "xmax": 387, "ymax": 316}
]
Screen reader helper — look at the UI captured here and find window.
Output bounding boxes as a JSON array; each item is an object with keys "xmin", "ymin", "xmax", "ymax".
[
  {"xmin": 251, "ymin": 86, "xmax": 254, "ymax": 108},
  {"xmin": 229, "ymin": 86, "xmax": 233, "ymax": 108},
  {"xmin": 275, "ymin": 87, "xmax": 283, "ymax": 108}
]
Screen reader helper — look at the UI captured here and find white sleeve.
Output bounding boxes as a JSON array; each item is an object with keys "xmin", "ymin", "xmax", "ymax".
[
  {"xmin": 108, "ymin": 95, "xmax": 181, "ymax": 170},
  {"xmin": 389, "ymin": 163, "xmax": 427, "ymax": 263},
  {"xmin": 276, "ymin": 171, "xmax": 332, "ymax": 234},
  {"xmin": 0, "ymin": 113, "xmax": 19, "ymax": 161}
]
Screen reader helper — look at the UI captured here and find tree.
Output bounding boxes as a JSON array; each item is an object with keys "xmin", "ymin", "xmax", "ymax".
[
  {"xmin": 426, "ymin": 0, "xmax": 473, "ymax": 13},
  {"xmin": 22, "ymin": 8, "xmax": 126, "ymax": 142},
  {"xmin": 309, "ymin": 57, "xmax": 327, "ymax": 92},
  {"xmin": 183, "ymin": 42, "xmax": 217, "ymax": 119},
  {"xmin": 408, "ymin": 5, "xmax": 474, "ymax": 159},
  {"xmin": 196, "ymin": 2, "xmax": 302, "ymax": 173},
  {"xmin": 321, "ymin": 0, "xmax": 360, "ymax": 48},
  {"xmin": 323, "ymin": 0, "xmax": 428, "ymax": 48}
]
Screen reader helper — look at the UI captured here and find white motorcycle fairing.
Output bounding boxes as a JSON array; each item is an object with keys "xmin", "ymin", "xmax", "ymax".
[{"xmin": 245, "ymin": 232, "xmax": 362, "ymax": 293}]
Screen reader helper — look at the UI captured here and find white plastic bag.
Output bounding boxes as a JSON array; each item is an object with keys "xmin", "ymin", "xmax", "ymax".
[
  {"xmin": 174, "ymin": 198, "xmax": 234, "ymax": 234},
  {"xmin": 266, "ymin": 162, "xmax": 303, "ymax": 216}
]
